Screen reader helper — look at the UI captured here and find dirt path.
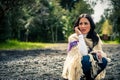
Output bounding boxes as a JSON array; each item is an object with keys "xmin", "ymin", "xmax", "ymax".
[{"xmin": 0, "ymin": 43, "xmax": 120, "ymax": 80}]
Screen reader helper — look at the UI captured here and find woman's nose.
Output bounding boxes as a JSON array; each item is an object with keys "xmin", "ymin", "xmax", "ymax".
[{"xmin": 81, "ymin": 24, "xmax": 85, "ymax": 27}]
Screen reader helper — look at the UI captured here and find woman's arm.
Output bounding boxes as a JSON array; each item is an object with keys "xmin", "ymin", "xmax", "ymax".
[
  {"xmin": 78, "ymin": 35, "xmax": 88, "ymax": 55},
  {"xmin": 75, "ymin": 27, "xmax": 88, "ymax": 55}
]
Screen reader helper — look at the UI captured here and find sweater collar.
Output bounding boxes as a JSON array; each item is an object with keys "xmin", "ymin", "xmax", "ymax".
[{"xmin": 83, "ymin": 34, "xmax": 87, "ymax": 38}]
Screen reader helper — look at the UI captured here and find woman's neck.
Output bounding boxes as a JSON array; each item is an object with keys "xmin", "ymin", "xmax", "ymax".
[{"xmin": 83, "ymin": 34, "xmax": 87, "ymax": 38}]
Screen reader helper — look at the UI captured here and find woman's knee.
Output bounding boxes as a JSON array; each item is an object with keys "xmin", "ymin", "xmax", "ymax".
[
  {"xmin": 102, "ymin": 57, "xmax": 108, "ymax": 68},
  {"xmin": 82, "ymin": 55, "xmax": 90, "ymax": 61}
]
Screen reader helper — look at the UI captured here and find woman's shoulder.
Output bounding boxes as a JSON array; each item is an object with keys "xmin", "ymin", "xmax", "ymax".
[
  {"xmin": 96, "ymin": 34, "xmax": 103, "ymax": 45},
  {"xmin": 68, "ymin": 33, "xmax": 78, "ymax": 42},
  {"xmin": 69, "ymin": 33, "xmax": 77, "ymax": 38}
]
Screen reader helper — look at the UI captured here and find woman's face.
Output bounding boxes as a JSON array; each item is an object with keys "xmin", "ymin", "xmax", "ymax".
[{"xmin": 78, "ymin": 17, "xmax": 91, "ymax": 34}]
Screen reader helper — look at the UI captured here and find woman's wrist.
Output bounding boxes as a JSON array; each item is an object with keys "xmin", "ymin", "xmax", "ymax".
[{"xmin": 77, "ymin": 33, "xmax": 82, "ymax": 36}]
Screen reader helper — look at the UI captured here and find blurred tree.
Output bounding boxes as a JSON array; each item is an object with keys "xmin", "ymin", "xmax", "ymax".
[
  {"xmin": 109, "ymin": 0, "xmax": 120, "ymax": 41},
  {"xmin": 0, "ymin": 0, "xmax": 35, "ymax": 42},
  {"xmin": 60, "ymin": 0, "xmax": 79, "ymax": 11},
  {"xmin": 95, "ymin": 15, "xmax": 105, "ymax": 35},
  {"xmin": 101, "ymin": 19, "xmax": 112, "ymax": 40},
  {"xmin": 95, "ymin": 0, "xmax": 120, "ymax": 41},
  {"xmin": 0, "ymin": 0, "xmax": 95, "ymax": 42},
  {"xmin": 25, "ymin": 0, "xmax": 66, "ymax": 42}
]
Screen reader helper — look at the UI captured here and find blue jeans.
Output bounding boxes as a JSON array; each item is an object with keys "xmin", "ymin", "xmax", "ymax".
[{"xmin": 81, "ymin": 55, "xmax": 108, "ymax": 80}]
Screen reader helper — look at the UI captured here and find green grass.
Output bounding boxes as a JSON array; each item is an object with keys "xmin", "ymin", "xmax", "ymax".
[
  {"xmin": 0, "ymin": 40, "xmax": 57, "ymax": 50},
  {"xmin": 102, "ymin": 40, "xmax": 120, "ymax": 44},
  {"xmin": 0, "ymin": 39, "xmax": 119, "ymax": 50}
]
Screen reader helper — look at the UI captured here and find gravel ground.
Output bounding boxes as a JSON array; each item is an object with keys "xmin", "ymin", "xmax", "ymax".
[{"xmin": 0, "ymin": 43, "xmax": 120, "ymax": 80}]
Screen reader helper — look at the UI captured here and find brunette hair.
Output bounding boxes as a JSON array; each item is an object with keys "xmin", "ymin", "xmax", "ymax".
[{"xmin": 74, "ymin": 13, "xmax": 99, "ymax": 47}]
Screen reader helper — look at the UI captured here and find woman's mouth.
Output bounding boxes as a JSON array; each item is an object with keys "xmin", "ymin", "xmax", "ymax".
[{"xmin": 81, "ymin": 29, "xmax": 86, "ymax": 32}]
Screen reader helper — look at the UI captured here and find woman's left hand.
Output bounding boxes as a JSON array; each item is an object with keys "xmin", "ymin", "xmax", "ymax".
[
  {"xmin": 92, "ymin": 50, "xmax": 103, "ymax": 59},
  {"xmin": 97, "ymin": 52, "xmax": 102, "ymax": 59}
]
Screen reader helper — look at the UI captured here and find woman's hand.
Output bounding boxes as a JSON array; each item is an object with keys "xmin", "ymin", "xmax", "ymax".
[
  {"xmin": 97, "ymin": 51, "xmax": 102, "ymax": 59},
  {"xmin": 92, "ymin": 50, "xmax": 102, "ymax": 59},
  {"xmin": 75, "ymin": 27, "xmax": 82, "ymax": 35}
]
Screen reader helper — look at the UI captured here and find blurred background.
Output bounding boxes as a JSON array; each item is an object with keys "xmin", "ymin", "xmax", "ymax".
[{"xmin": 0, "ymin": 0, "xmax": 120, "ymax": 43}]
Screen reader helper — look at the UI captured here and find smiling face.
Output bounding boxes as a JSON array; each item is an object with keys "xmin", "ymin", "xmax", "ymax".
[{"xmin": 78, "ymin": 17, "xmax": 91, "ymax": 34}]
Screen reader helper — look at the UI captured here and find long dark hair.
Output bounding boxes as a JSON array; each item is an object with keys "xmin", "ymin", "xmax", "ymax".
[{"xmin": 74, "ymin": 13, "xmax": 99, "ymax": 47}]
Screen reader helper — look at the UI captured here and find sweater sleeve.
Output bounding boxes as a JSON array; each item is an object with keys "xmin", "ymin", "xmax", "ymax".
[{"xmin": 78, "ymin": 35, "xmax": 88, "ymax": 55}]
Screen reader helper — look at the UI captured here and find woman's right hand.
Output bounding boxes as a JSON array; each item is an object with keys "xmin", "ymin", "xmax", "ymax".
[{"xmin": 75, "ymin": 27, "xmax": 82, "ymax": 35}]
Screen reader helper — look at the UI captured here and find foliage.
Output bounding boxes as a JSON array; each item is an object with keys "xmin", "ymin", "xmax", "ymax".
[
  {"xmin": 95, "ymin": 0, "xmax": 120, "ymax": 41},
  {"xmin": 0, "ymin": 0, "xmax": 94, "ymax": 43},
  {"xmin": 60, "ymin": 0, "xmax": 79, "ymax": 11},
  {"xmin": 107, "ymin": 0, "xmax": 120, "ymax": 41},
  {"xmin": 26, "ymin": 0, "xmax": 66, "ymax": 42},
  {"xmin": 0, "ymin": 0, "xmax": 35, "ymax": 41},
  {"xmin": 101, "ymin": 19, "xmax": 112, "ymax": 35},
  {"xmin": 95, "ymin": 15, "xmax": 105, "ymax": 34}
]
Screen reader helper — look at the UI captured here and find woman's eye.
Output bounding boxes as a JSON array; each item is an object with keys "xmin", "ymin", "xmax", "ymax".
[
  {"xmin": 79, "ymin": 23, "xmax": 82, "ymax": 25},
  {"xmin": 84, "ymin": 22, "xmax": 88, "ymax": 25}
]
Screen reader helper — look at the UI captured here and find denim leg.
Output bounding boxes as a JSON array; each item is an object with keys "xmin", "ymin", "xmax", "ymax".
[
  {"xmin": 81, "ymin": 55, "xmax": 91, "ymax": 74},
  {"xmin": 81, "ymin": 55, "xmax": 93, "ymax": 80}
]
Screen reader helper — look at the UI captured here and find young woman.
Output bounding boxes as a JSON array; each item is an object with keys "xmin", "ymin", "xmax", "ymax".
[{"xmin": 62, "ymin": 14, "xmax": 110, "ymax": 80}]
